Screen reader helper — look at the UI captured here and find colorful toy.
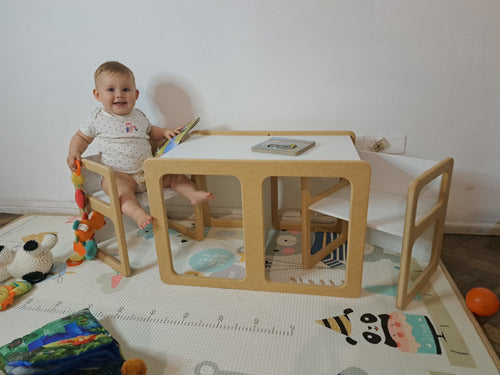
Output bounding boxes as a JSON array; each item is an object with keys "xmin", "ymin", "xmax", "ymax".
[
  {"xmin": 0, "ymin": 233, "xmax": 58, "ymax": 284},
  {"xmin": 0, "ymin": 308, "xmax": 148, "ymax": 373},
  {"xmin": 71, "ymin": 160, "xmax": 105, "ymax": 260},
  {"xmin": 0, "ymin": 308, "xmax": 124, "ymax": 373},
  {"xmin": 73, "ymin": 210, "xmax": 106, "ymax": 259},
  {"xmin": 465, "ymin": 287, "xmax": 500, "ymax": 317},
  {"xmin": 73, "ymin": 210, "xmax": 106, "ymax": 243},
  {"xmin": 0, "ymin": 280, "xmax": 32, "ymax": 311}
]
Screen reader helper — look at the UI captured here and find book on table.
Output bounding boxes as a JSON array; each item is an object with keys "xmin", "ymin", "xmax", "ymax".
[
  {"xmin": 155, "ymin": 117, "xmax": 200, "ymax": 157},
  {"xmin": 251, "ymin": 137, "xmax": 315, "ymax": 156}
]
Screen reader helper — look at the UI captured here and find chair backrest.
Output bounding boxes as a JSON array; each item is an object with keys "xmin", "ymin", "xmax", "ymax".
[
  {"xmin": 81, "ymin": 153, "xmax": 179, "ymax": 207},
  {"xmin": 359, "ymin": 151, "xmax": 441, "ymax": 202},
  {"xmin": 80, "ymin": 154, "xmax": 104, "ymax": 195}
]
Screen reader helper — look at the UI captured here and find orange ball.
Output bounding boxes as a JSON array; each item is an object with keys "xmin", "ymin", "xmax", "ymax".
[
  {"xmin": 466, "ymin": 287, "xmax": 500, "ymax": 317},
  {"xmin": 121, "ymin": 358, "xmax": 147, "ymax": 375}
]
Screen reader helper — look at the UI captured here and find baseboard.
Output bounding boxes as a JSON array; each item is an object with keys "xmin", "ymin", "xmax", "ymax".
[
  {"xmin": 444, "ymin": 222, "xmax": 500, "ymax": 236},
  {"xmin": 1, "ymin": 200, "xmax": 498, "ymax": 236},
  {"xmin": 0, "ymin": 199, "xmax": 79, "ymax": 216},
  {"xmin": 0, "ymin": 199, "xmax": 240, "ymax": 221}
]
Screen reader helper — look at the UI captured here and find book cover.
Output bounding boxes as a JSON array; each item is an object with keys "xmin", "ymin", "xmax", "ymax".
[
  {"xmin": 251, "ymin": 137, "xmax": 315, "ymax": 156},
  {"xmin": 155, "ymin": 117, "xmax": 200, "ymax": 157}
]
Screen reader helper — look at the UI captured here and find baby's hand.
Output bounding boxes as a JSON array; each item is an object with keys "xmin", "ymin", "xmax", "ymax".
[
  {"xmin": 66, "ymin": 152, "xmax": 81, "ymax": 172},
  {"xmin": 164, "ymin": 126, "xmax": 183, "ymax": 140}
]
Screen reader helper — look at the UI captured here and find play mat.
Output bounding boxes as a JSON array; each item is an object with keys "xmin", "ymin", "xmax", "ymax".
[{"xmin": 0, "ymin": 215, "xmax": 498, "ymax": 374}]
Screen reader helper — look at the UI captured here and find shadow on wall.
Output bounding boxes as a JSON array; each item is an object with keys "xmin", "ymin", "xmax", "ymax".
[
  {"xmin": 153, "ymin": 81, "xmax": 196, "ymax": 129},
  {"xmin": 150, "ymin": 78, "xmax": 244, "ymax": 217}
]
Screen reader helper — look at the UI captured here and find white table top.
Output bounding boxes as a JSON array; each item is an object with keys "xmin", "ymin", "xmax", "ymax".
[{"xmin": 160, "ymin": 134, "xmax": 360, "ymax": 161}]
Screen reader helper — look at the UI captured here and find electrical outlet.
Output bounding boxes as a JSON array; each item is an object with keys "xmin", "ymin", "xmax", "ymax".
[
  {"xmin": 355, "ymin": 135, "xmax": 406, "ymax": 154},
  {"xmin": 368, "ymin": 137, "xmax": 391, "ymax": 152}
]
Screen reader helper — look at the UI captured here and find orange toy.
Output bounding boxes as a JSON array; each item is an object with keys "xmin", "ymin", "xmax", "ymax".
[
  {"xmin": 73, "ymin": 211, "xmax": 106, "ymax": 243},
  {"xmin": 72, "ymin": 210, "xmax": 106, "ymax": 260},
  {"xmin": 465, "ymin": 287, "xmax": 500, "ymax": 317}
]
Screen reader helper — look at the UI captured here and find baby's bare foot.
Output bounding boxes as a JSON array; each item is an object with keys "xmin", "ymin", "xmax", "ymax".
[
  {"xmin": 189, "ymin": 191, "xmax": 215, "ymax": 205},
  {"xmin": 133, "ymin": 211, "xmax": 152, "ymax": 229}
]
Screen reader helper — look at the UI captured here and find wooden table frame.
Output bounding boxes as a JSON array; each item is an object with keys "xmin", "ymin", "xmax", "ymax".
[{"xmin": 144, "ymin": 131, "xmax": 370, "ymax": 297}]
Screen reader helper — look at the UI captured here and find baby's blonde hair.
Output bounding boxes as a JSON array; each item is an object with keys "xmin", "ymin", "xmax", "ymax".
[{"xmin": 94, "ymin": 61, "xmax": 135, "ymax": 86}]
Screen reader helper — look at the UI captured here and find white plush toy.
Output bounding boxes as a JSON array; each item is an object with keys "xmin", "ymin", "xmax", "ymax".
[{"xmin": 0, "ymin": 233, "xmax": 58, "ymax": 284}]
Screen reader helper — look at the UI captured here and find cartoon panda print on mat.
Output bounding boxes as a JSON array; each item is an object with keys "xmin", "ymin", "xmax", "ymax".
[{"xmin": 316, "ymin": 308, "xmax": 444, "ymax": 355}]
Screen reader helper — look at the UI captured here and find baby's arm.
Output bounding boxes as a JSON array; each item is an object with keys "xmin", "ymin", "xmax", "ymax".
[{"xmin": 67, "ymin": 130, "xmax": 94, "ymax": 172}]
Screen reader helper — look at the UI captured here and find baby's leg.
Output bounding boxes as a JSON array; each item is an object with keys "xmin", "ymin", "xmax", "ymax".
[
  {"xmin": 102, "ymin": 171, "xmax": 152, "ymax": 229},
  {"xmin": 163, "ymin": 174, "xmax": 215, "ymax": 205}
]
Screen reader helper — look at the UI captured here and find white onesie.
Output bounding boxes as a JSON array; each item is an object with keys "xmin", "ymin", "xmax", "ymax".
[{"xmin": 80, "ymin": 107, "xmax": 153, "ymax": 174}]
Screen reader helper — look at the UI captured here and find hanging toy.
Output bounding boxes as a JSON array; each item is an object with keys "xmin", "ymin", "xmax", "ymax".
[
  {"xmin": 73, "ymin": 211, "xmax": 105, "ymax": 259},
  {"xmin": 71, "ymin": 160, "xmax": 105, "ymax": 260}
]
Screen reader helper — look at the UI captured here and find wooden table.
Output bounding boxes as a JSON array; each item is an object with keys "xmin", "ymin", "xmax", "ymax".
[{"xmin": 144, "ymin": 131, "xmax": 370, "ymax": 297}]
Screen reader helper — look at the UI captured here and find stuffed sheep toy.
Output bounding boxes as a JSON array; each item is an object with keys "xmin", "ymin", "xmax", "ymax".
[{"xmin": 0, "ymin": 233, "xmax": 58, "ymax": 284}]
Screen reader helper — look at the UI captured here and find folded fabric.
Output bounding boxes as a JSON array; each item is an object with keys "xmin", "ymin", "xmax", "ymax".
[{"xmin": 0, "ymin": 308, "xmax": 124, "ymax": 374}]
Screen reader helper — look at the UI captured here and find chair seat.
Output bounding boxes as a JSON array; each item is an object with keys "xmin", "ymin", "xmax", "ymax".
[
  {"xmin": 79, "ymin": 154, "xmax": 206, "ymax": 276},
  {"xmin": 303, "ymin": 148, "xmax": 453, "ymax": 310},
  {"xmin": 309, "ymin": 186, "xmax": 435, "ymax": 238},
  {"xmin": 91, "ymin": 188, "xmax": 179, "ymax": 208}
]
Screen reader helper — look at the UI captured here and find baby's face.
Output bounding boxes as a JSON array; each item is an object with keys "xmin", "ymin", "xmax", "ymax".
[{"xmin": 93, "ymin": 72, "xmax": 139, "ymax": 116}]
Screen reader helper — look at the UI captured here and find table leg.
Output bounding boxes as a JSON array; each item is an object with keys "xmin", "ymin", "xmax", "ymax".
[
  {"xmin": 146, "ymin": 171, "xmax": 176, "ymax": 284},
  {"xmin": 238, "ymin": 175, "xmax": 269, "ymax": 288},
  {"xmin": 300, "ymin": 166, "xmax": 370, "ymax": 296}
]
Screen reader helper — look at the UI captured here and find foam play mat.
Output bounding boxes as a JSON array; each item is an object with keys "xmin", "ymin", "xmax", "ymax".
[{"xmin": 0, "ymin": 215, "xmax": 498, "ymax": 374}]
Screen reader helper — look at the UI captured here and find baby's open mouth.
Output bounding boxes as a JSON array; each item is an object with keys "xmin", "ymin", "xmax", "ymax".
[{"xmin": 114, "ymin": 101, "xmax": 127, "ymax": 106}]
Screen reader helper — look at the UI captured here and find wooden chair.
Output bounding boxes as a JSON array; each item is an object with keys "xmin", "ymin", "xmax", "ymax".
[
  {"xmin": 302, "ymin": 150, "xmax": 453, "ymax": 309},
  {"xmin": 80, "ymin": 154, "xmax": 205, "ymax": 276}
]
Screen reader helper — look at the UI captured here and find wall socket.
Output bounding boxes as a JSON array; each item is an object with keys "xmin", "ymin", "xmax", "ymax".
[{"xmin": 355, "ymin": 135, "xmax": 406, "ymax": 154}]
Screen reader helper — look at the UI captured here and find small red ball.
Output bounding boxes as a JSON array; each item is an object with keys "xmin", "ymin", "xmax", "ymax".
[{"xmin": 465, "ymin": 287, "xmax": 500, "ymax": 317}]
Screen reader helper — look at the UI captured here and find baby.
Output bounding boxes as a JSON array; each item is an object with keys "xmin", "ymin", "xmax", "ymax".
[{"xmin": 67, "ymin": 61, "xmax": 214, "ymax": 229}]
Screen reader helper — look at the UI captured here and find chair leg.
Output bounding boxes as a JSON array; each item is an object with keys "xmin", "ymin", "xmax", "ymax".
[
  {"xmin": 300, "ymin": 178, "xmax": 349, "ymax": 270},
  {"xmin": 396, "ymin": 220, "xmax": 443, "ymax": 310},
  {"xmin": 270, "ymin": 177, "xmax": 280, "ymax": 229},
  {"xmin": 95, "ymin": 215, "xmax": 131, "ymax": 277},
  {"xmin": 301, "ymin": 207, "xmax": 313, "ymax": 269},
  {"xmin": 192, "ymin": 203, "xmax": 205, "ymax": 241},
  {"xmin": 191, "ymin": 174, "xmax": 211, "ymax": 227},
  {"xmin": 303, "ymin": 219, "xmax": 348, "ymax": 269}
]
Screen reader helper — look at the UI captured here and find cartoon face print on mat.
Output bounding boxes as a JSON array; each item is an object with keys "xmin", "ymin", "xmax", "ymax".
[
  {"xmin": 267, "ymin": 230, "xmax": 301, "ymax": 256},
  {"xmin": 316, "ymin": 308, "xmax": 444, "ymax": 355},
  {"xmin": 265, "ymin": 230, "xmax": 304, "ymax": 274}
]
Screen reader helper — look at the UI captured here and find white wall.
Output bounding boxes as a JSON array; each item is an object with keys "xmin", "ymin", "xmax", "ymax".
[{"xmin": 1, "ymin": 0, "xmax": 499, "ymax": 233}]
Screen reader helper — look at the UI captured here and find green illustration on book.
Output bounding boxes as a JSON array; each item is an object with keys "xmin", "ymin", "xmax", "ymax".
[{"xmin": 155, "ymin": 117, "xmax": 200, "ymax": 157}]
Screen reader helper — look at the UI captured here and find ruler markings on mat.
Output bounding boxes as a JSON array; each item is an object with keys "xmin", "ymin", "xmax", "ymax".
[{"xmin": 13, "ymin": 298, "xmax": 296, "ymax": 338}]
